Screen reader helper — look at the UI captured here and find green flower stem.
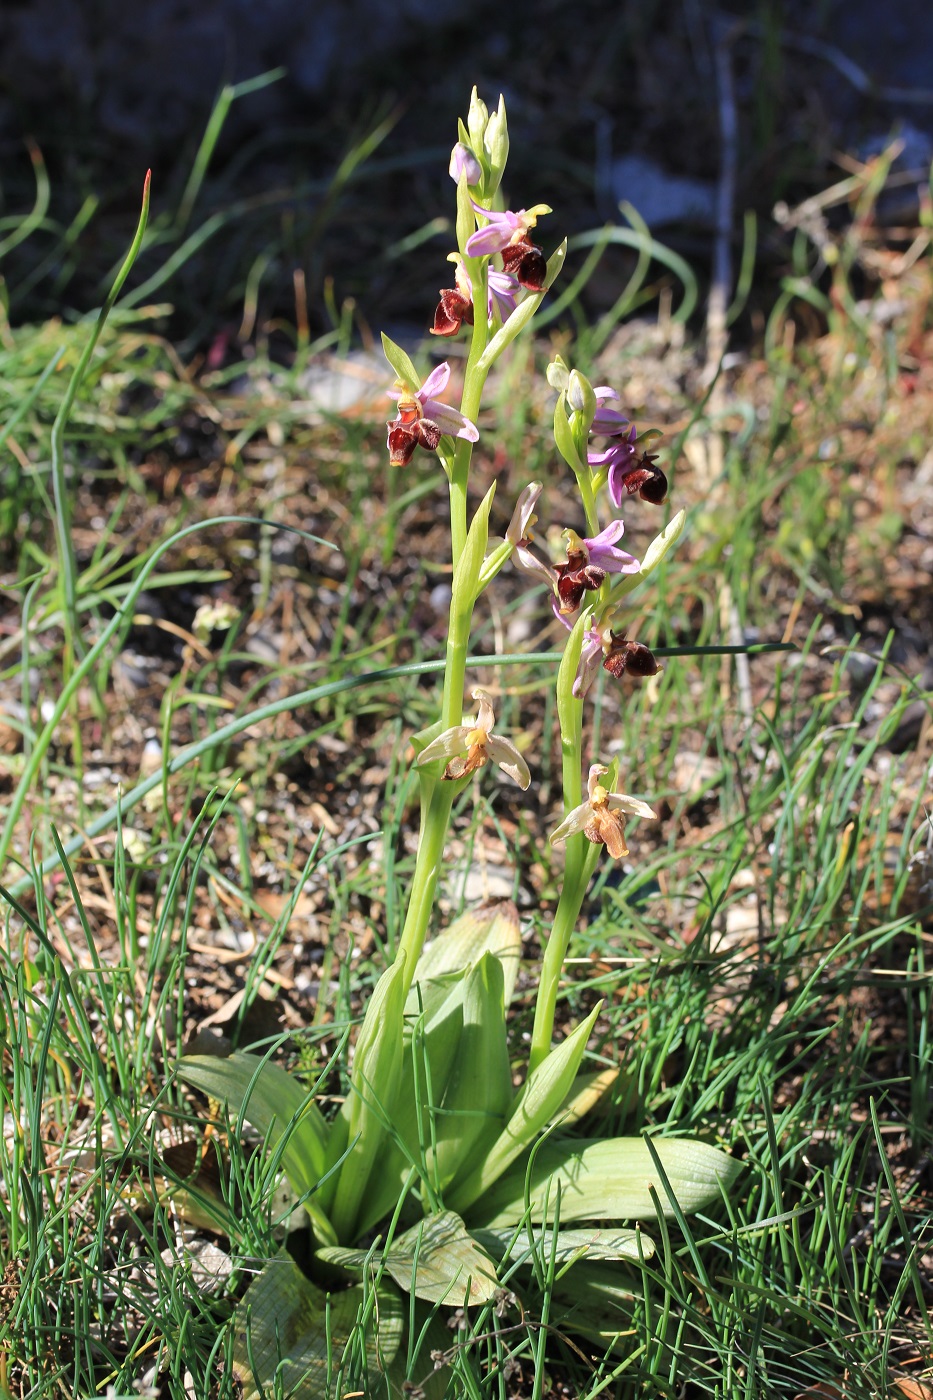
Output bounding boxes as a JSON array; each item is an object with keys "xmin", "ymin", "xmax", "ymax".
[
  {"xmin": 442, "ymin": 598, "xmax": 472, "ymax": 731},
  {"xmin": 395, "ymin": 777, "xmax": 456, "ymax": 997},
  {"xmin": 398, "ymin": 280, "xmax": 492, "ymax": 987},
  {"xmin": 528, "ymin": 860, "xmax": 590, "ymax": 1074},
  {"xmin": 575, "ymin": 464, "xmax": 600, "ymax": 538},
  {"xmin": 448, "ymin": 258, "xmax": 490, "ymax": 571},
  {"xmin": 528, "ymin": 614, "xmax": 587, "ymax": 1072}
]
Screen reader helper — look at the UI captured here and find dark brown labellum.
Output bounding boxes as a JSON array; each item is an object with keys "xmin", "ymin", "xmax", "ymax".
[
  {"xmin": 431, "ymin": 287, "xmax": 474, "ymax": 338},
  {"xmin": 555, "ymin": 561, "xmax": 606, "ymax": 612},
  {"xmin": 387, "ymin": 422, "xmax": 418, "ymax": 466},
  {"xmin": 602, "ymin": 635, "xmax": 660, "ymax": 680},
  {"xmin": 500, "ymin": 238, "xmax": 547, "ymax": 292}
]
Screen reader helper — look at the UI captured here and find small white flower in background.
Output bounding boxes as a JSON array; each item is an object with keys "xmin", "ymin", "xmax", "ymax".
[
  {"xmin": 121, "ymin": 827, "xmax": 151, "ymax": 863},
  {"xmin": 550, "ymin": 763, "xmax": 656, "ymax": 860},
  {"xmin": 192, "ymin": 600, "xmax": 240, "ymax": 644},
  {"xmin": 417, "ymin": 688, "xmax": 531, "ymax": 789}
]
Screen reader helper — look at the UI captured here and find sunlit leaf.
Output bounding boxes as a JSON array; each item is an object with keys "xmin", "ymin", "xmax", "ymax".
[
  {"xmin": 411, "ymin": 901, "xmax": 521, "ymax": 1010},
  {"xmin": 176, "ymin": 1051, "xmax": 329, "ymax": 1225},
  {"xmin": 469, "ymin": 1135, "xmax": 741, "ymax": 1226},
  {"xmin": 433, "ymin": 951, "xmax": 512, "ymax": 1188},
  {"xmin": 329, "ymin": 955, "xmax": 408, "ymax": 1241},
  {"xmin": 318, "ymin": 1211, "xmax": 498, "ymax": 1306},
  {"xmin": 552, "ymin": 1067, "xmax": 619, "ymax": 1128},
  {"xmin": 474, "ymin": 1224, "xmax": 653, "ymax": 1267},
  {"xmin": 448, "ymin": 1006, "xmax": 601, "ymax": 1213}
]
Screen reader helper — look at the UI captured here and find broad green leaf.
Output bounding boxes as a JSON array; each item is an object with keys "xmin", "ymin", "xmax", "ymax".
[
  {"xmin": 232, "ymin": 1251, "xmax": 404, "ymax": 1399},
  {"xmin": 176, "ymin": 1052, "xmax": 329, "ymax": 1219},
  {"xmin": 433, "ymin": 952, "xmax": 512, "ymax": 1188},
  {"xmin": 354, "ymin": 989, "xmax": 466, "ymax": 1235},
  {"xmin": 474, "ymin": 1224, "xmax": 653, "ymax": 1267},
  {"xmin": 381, "ymin": 331, "xmax": 420, "ymax": 392},
  {"xmin": 411, "ymin": 901, "xmax": 521, "ymax": 1008},
  {"xmin": 317, "ymin": 1211, "xmax": 498, "ymax": 1307},
  {"xmin": 329, "ymin": 955, "xmax": 408, "ymax": 1241},
  {"xmin": 469, "ymin": 1135, "xmax": 741, "ymax": 1227},
  {"xmin": 553, "ymin": 1067, "xmax": 619, "ymax": 1128},
  {"xmin": 448, "ymin": 1006, "xmax": 601, "ymax": 1214}
]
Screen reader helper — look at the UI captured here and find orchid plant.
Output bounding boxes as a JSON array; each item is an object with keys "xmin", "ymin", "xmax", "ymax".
[{"xmin": 178, "ymin": 89, "xmax": 738, "ymax": 1398}]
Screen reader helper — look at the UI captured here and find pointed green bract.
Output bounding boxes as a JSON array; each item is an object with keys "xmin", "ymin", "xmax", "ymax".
[
  {"xmin": 380, "ymin": 331, "xmax": 420, "ymax": 392},
  {"xmin": 477, "ymin": 239, "xmax": 567, "ymax": 373},
  {"xmin": 613, "ymin": 508, "xmax": 687, "ymax": 599},
  {"xmin": 451, "ymin": 480, "xmax": 495, "ymax": 612},
  {"xmin": 318, "ymin": 1210, "xmax": 499, "ymax": 1307},
  {"xmin": 470, "ymin": 1135, "xmax": 741, "ymax": 1226}
]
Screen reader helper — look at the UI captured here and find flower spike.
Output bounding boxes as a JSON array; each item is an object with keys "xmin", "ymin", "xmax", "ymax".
[
  {"xmin": 386, "ymin": 362, "xmax": 479, "ymax": 466},
  {"xmin": 416, "ymin": 689, "xmax": 531, "ymax": 789},
  {"xmin": 550, "ymin": 764, "xmax": 656, "ymax": 860}
]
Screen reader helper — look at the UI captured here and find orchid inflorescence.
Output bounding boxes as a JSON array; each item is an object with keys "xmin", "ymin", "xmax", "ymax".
[
  {"xmin": 386, "ymin": 87, "xmax": 684, "ymax": 876},
  {"xmin": 381, "ymin": 84, "xmax": 689, "ymax": 1081}
]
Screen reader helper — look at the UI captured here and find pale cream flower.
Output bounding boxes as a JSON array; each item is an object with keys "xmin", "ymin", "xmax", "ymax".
[
  {"xmin": 549, "ymin": 763, "xmax": 656, "ymax": 860},
  {"xmin": 504, "ymin": 481, "xmax": 556, "ymax": 587},
  {"xmin": 416, "ymin": 689, "xmax": 531, "ymax": 789}
]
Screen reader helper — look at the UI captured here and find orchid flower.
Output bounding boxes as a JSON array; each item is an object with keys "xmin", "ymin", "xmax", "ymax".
[
  {"xmin": 572, "ymin": 608, "xmax": 661, "ymax": 698},
  {"xmin": 386, "ymin": 362, "xmax": 479, "ymax": 467},
  {"xmin": 416, "ymin": 689, "xmax": 531, "ymax": 789},
  {"xmin": 554, "ymin": 521, "xmax": 639, "ymax": 614},
  {"xmin": 466, "ymin": 198, "xmax": 551, "ymax": 291},
  {"xmin": 550, "ymin": 764, "xmax": 656, "ymax": 860},
  {"xmin": 432, "ymin": 257, "xmax": 520, "ymax": 338},
  {"xmin": 590, "ymin": 428, "xmax": 669, "ymax": 507},
  {"xmin": 504, "ymin": 481, "xmax": 556, "ymax": 587}
]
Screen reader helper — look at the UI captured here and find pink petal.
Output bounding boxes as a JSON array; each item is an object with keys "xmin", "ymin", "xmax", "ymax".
[
  {"xmin": 466, "ymin": 224, "xmax": 512, "ymax": 257},
  {"xmin": 419, "ymin": 362, "xmax": 451, "ymax": 401},
  {"xmin": 423, "ymin": 398, "xmax": 479, "ymax": 442}
]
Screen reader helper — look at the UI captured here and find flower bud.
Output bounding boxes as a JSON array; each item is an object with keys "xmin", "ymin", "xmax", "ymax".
[
  {"xmin": 449, "ymin": 142, "xmax": 481, "ymax": 187},
  {"xmin": 568, "ymin": 368, "xmax": 597, "ymax": 422},
  {"xmin": 546, "ymin": 356, "xmax": 570, "ymax": 392},
  {"xmin": 483, "ymin": 95, "xmax": 509, "ymax": 192},
  {"xmin": 467, "ymin": 87, "xmax": 489, "ymax": 146}
]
